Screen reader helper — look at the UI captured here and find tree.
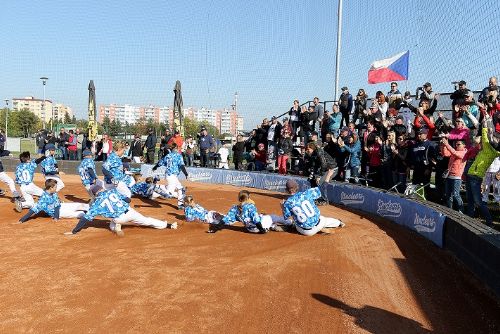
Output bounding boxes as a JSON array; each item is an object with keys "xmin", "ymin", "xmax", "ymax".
[
  {"xmin": 102, "ymin": 116, "xmax": 111, "ymax": 134},
  {"xmin": 10, "ymin": 108, "xmax": 41, "ymax": 137},
  {"xmin": 109, "ymin": 119, "xmax": 122, "ymax": 137},
  {"xmin": 64, "ymin": 111, "xmax": 72, "ymax": 124}
]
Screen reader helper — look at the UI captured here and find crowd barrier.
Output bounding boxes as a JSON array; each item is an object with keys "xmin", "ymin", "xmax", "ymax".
[{"xmin": 321, "ymin": 182, "xmax": 446, "ymax": 247}]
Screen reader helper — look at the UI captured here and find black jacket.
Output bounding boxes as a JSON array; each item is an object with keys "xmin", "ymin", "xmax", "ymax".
[
  {"xmin": 145, "ymin": 134, "xmax": 157, "ymax": 150},
  {"xmin": 131, "ymin": 139, "xmax": 143, "ymax": 157}
]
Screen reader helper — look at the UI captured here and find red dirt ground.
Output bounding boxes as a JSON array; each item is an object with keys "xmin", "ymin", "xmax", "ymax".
[{"xmin": 0, "ymin": 174, "xmax": 499, "ymax": 333}]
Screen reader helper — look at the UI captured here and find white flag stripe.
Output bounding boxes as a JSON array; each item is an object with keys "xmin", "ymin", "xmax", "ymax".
[{"xmin": 369, "ymin": 51, "xmax": 407, "ymax": 70}]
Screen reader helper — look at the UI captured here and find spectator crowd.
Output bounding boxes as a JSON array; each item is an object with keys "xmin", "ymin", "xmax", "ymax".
[{"xmin": 236, "ymin": 78, "xmax": 500, "ymax": 226}]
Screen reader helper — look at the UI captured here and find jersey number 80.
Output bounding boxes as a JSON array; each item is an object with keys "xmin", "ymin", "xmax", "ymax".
[{"xmin": 291, "ymin": 200, "xmax": 316, "ymax": 223}]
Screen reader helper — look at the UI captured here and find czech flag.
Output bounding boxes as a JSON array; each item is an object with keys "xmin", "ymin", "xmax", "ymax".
[{"xmin": 368, "ymin": 51, "xmax": 409, "ymax": 84}]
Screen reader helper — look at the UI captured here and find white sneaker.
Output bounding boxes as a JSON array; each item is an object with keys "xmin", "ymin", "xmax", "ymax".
[
  {"xmin": 339, "ymin": 221, "xmax": 346, "ymax": 228},
  {"xmin": 114, "ymin": 223, "xmax": 124, "ymax": 237},
  {"xmin": 15, "ymin": 199, "xmax": 23, "ymax": 213},
  {"xmin": 167, "ymin": 222, "xmax": 178, "ymax": 229},
  {"xmin": 109, "ymin": 222, "xmax": 116, "ymax": 232}
]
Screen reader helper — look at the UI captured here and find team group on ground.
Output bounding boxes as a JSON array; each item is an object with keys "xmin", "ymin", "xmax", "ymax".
[{"xmin": 0, "ymin": 140, "xmax": 344, "ymax": 236}]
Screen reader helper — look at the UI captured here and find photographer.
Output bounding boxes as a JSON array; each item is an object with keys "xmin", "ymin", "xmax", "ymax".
[
  {"xmin": 417, "ymin": 82, "xmax": 436, "ymax": 103},
  {"xmin": 478, "ymin": 76, "xmax": 498, "ymax": 106},
  {"xmin": 450, "ymin": 80, "xmax": 470, "ymax": 108}
]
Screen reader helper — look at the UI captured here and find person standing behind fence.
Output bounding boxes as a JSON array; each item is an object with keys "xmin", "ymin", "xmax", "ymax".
[
  {"xmin": 182, "ymin": 136, "xmax": 196, "ymax": 167},
  {"xmin": 441, "ymin": 138, "xmax": 467, "ymax": 212},
  {"xmin": 58, "ymin": 128, "xmax": 69, "ymax": 160},
  {"xmin": 289, "ymin": 99, "xmax": 301, "ymax": 141},
  {"xmin": 144, "ymin": 128, "xmax": 157, "ymax": 164},
  {"xmin": 67, "ymin": 130, "xmax": 78, "ymax": 160},
  {"xmin": 198, "ymin": 127, "xmax": 214, "ymax": 168},
  {"xmin": 36, "ymin": 130, "xmax": 46, "ymax": 155},
  {"xmin": 232, "ymin": 135, "xmax": 245, "ymax": 171},
  {"xmin": 100, "ymin": 134, "xmax": 112, "ymax": 162},
  {"xmin": 130, "ymin": 134, "xmax": 143, "ymax": 163},
  {"xmin": 466, "ymin": 116, "xmax": 499, "ymax": 227},
  {"xmin": 339, "ymin": 88, "xmax": 353, "ymax": 128},
  {"xmin": 313, "ymin": 97, "xmax": 325, "ymax": 131},
  {"xmin": 76, "ymin": 128, "xmax": 84, "ymax": 160}
]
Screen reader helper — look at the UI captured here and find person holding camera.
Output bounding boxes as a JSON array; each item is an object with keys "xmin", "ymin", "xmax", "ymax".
[
  {"xmin": 450, "ymin": 80, "xmax": 471, "ymax": 108},
  {"xmin": 478, "ymin": 77, "xmax": 498, "ymax": 106},
  {"xmin": 418, "ymin": 82, "xmax": 436, "ymax": 103}
]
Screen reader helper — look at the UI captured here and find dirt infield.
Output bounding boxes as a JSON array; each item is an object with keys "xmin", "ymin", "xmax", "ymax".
[{"xmin": 0, "ymin": 174, "xmax": 499, "ymax": 333}]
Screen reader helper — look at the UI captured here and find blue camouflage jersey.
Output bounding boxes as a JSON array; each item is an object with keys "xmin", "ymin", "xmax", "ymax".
[
  {"xmin": 184, "ymin": 204, "xmax": 209, "ymax": 222},
  {"xmin": 15, "ymin": 162, "xmax": 37, "ymax": 185},
  {"xmin": 131, "ymin": 182, "xmax": 154, "ymax": 198},
  {"xmin": 78, "ymin": 158, "xmax": 97, "ymax": 186},
  {"xmin": 222, "ymin": 203, "xmax": 262, "ymax": 229},
  {"xmin": 83, "ymin": 188, "xmax": 129, "ymax": 221},
  {"xmin": 40, "ymin": 156, "xmax": 58, "ymax": 175},
  {"xmin": 31, "ymin": 191, "xmax": 61, "ymax": 217},
  {"xmin": 282, "ymin": 187, "xmax": 321, "ymax": 229},
  {"xmin": 157, "ymin": 151, "xmax": 184, "ymax": 176},
  {"xmin": 102, "ymin": 151, "xmax": 125, "ymax": 183}
]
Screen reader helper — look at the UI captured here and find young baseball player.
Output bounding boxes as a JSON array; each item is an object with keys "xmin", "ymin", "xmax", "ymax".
[
  {"xmin": 41, "ymin": 144, "xmax": 65, "ymax": 192},
  {"xmin": 102, "ymin": 141, "xmax": 135, "ymax": 198},
  {"xmin": 64, "ymin": 187, "xmax": 177, "ymax": 236},
  {"xmin": 18, "ymin": 179, "xmax": 89, "ymax": 223},
  {"xmin": 130, "ymin": 175, "xmax": 172, "ymax": 199},
  {"xmin": 152, "ymin": 142, "xmax": 188, "ymax": 209},
  {"xmin": 183, "ymin": 195, "xmax": 224, "ymax": 224},
  {"xmin": 78, "ymin": 149, "xmax": 104, "ymax": 199},
  {"xmin": 281, "ymin": 179, "xmax": 344, "ymax": 236},
  {"xmin": 14, "ymin": 152, "xmax": 47, "ymax": 212},
  {"xmin": 208, "ymin": 190, "xmax": 283, "ymax": 234},
  {"xmin": 0, "ymin": 159, "xmax": 21, "ymax": 198}
]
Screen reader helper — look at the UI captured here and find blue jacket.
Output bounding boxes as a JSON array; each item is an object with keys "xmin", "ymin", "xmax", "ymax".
[{"xmin": 340, "ymin": 140, "xmax": 361, "ymax": 167}]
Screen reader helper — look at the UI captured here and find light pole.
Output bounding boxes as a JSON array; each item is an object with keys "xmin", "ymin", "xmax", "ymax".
[
  {"xmin": 40, "ymin": 76, "xmax": 48, "ymax": 130},
  {"xmin": 3, "ymin": 99, "xmax": 8, "ymax": 143}
]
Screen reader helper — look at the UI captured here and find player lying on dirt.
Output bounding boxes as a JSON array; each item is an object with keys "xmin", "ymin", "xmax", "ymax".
[
  {"xmin": 18, "ymin": 179, "xmax": 89, "ymax": 223},
  {"xmin": 280, "ymin": 179, "xmax": 344, "ymax": 236},
  {"xmin": 183, "ymin": 195, "xmax": 225, "ymax": 224},
  {"xmin": 207, "ymin": 190, "xmax": 285, "ymax": 234},
  {"xmin": 64, "ymin": 187, "xmax": 177, "ymax": 236}
]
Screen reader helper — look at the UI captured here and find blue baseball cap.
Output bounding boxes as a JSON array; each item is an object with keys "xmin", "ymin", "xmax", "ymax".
[
  {"xmin": 45, "ymin": 144, "xmax": 56, "ymax": 150},
  {"xmin": 82, "ymin": 149, "xmax": 92, "ymax": 157}
]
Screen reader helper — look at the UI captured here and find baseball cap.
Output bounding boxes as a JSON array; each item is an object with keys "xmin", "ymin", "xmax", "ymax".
[
  {"xmin": 459, "ymin": 80, "xmax": 466, "ymax": 86},
  {"xmin": 418, "ymin": 128, "xmax": 428, "ymax": 135},
  {"xmin": 396, "ymin": 115, "xmax": 404, "ymax": 121},
  {"xmin": 82, "ymin": 149, "xmax": 92, "ymax": 157},
  {"xmin": 45, "ymin": 144, "xmax": 56, "ymax": 150},
  {"xmin": 369, "ymin": 104, "xmax": 377, "ymax": 109},
  {"xmin": 341, "ymin": 86, "xmax": 348, "ymax": 91},
  {"xmin": 285, "ymin": 179, "xmax": 298, "ymax": 192},
  {"xmin": 271, "ymin": 116, "xmax": 277, "ymax": 121},
  {"xmin": 423, "ymin": 82, "xmax": 431, "ymax": 87},
  {"xmin": 340, "ymin": 126, "xmax": 349, "ymax": 132}
]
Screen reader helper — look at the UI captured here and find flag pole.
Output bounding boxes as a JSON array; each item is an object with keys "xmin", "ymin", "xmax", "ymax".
[{"xmin": 334, "ymin": 0, "xmax": 343, "ymax": 102}]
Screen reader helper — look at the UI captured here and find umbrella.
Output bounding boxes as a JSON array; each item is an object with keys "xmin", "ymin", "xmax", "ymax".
[
  {"xmin": 88, "ymin": 80, "xmax": 98, "ymax": 141},
  {"xmin": 173, "ymin": 80, "xmax": 184, "ymax": 136}
]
